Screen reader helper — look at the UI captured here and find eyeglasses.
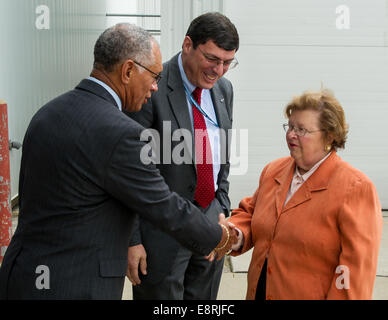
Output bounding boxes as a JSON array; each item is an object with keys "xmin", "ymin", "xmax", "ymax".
[
  {"xmin": 133, "ymin": 60, "xmax": 162, "ymax": 84},
  {"xmin": 197, "ymin": 47, "xmax": 239, "ymax": 70},
  {"xmin": 283, "ymin": 123, "xmax": 323, "ymax": 137}
]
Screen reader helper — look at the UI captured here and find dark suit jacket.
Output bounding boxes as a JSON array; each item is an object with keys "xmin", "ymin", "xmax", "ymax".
[
  {"xmin": 0, "ymin": 79, "xmax": 221, "ymax": 299},
  {"xmin": 126, "ymin": 53, "xmax": 233, "ymax": 284}
]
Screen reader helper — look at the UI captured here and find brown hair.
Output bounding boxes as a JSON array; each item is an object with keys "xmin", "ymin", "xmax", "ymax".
[{"xmin": 285, "ymin": 89, "xmax": 349, "ymax": 151}]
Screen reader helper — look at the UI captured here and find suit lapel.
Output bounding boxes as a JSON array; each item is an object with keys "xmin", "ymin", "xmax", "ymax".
[
  {"xmin": 210, "ymin": 85, "xmax": 229, "ymax": 130},
  {"xmin": 282, "ymin": 183, "xmax": 312, "ymax": 213},
  {"xmin": 278, "ymin": 152, "xmax": 340, "ymax": 215},
  {"xmin": 210, "ymin": 84, "xmax": 230, "ymax": 182},
  {"xmin": 274, "ymin": 160, "xmax": 295, "ymax": 217},
  {"xmin": 167, "ymin": 86, "xmax": 194, "ymax": 135},
  {"xmin": 166, "ymin": 55, "xmax": 196, "ymax": 170}
]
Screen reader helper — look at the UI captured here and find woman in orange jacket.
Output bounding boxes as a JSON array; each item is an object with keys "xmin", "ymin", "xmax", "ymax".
[{"xmin": 229, "ymin": 89, "xmax": 383, "ymax": 300}]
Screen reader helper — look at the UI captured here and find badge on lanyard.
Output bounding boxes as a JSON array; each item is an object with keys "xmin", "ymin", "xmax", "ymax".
[{"xmin": 183, "ymin": 84, "xmax": 220, "ymax": 128}]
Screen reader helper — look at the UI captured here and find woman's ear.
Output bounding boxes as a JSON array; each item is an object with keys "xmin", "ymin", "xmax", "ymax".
[{"xmin": 325, "ymin": 132, "xmax": 335, "ymax": 149}]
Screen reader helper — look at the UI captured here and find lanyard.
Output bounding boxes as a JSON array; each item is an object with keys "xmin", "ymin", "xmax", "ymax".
[{"xmin": 183, "ymin": 84, "xmax": 220, "ymax": 128}]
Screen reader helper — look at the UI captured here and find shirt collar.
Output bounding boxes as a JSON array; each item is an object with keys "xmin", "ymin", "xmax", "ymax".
[
  {"xmin": 295, "ymin": 152, "xmax": 332, "ymax": 182},
  {"xmin": 88, "ymin": 76, "xmax": 122, "ymax": 111}
]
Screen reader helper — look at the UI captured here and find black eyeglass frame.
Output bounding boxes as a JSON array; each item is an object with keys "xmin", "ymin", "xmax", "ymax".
[{"xmin": 133, "ymin": 60, "xmax": 162, "ymax": 84}]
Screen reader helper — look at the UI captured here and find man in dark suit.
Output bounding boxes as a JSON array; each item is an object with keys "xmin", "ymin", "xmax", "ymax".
[
  {"xmin": 126, "ymin": 12, "xmax": 239, "ymax": 300},
  {"xmin": 0, "ymin": 23, "xmax": 236, "ymax": 299}
]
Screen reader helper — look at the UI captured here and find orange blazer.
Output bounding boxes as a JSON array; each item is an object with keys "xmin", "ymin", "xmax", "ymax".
[{"xmin": 229, "ymin": 152, "xmax": 383, "ymax": 300}]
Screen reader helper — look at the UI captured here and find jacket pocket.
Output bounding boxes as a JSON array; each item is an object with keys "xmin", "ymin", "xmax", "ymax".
[{"xmin": 99, "ymin": 258, "xmax": 127, "ymax": 278}]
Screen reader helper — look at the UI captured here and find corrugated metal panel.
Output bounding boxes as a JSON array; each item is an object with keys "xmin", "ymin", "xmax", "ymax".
[
  {"xmin": 224, "ymin": 0, "xmax": 388, "ymax": 208},
  {"xmin": 0, "ymin": 0, "xmax": 106, "ymax": 199},
  {"xmin": 106, "ymin": 0, "xmax": 139, "ymax": 28},
  {"xmin": 137, "ymin": 0, "xmax": 161, "ymax": 38},
  {"xmin": 106, "ymin": 1, "xmax": 161, "ymax": 42}
]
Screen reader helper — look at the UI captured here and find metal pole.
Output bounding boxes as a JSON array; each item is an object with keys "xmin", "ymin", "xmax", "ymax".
[{"xmin": 0, "ymin": 100, "xmax": 12, "ymax": 263}]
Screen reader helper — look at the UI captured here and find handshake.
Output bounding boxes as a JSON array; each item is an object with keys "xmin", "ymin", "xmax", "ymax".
[
  {"xmin": 127, "ymin": 214, "xmax": 239, "ymax": 286},
  {"xmin": 206, "ymin": 214, "xmax": 239, "ymax": 261}
]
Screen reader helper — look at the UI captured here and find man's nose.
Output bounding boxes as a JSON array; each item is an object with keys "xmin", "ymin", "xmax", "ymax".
[
  {"xmin": 212, "ymin": 62, "xmax": 225, "ymax": 76},
  {"xmin": 151, "ymin": 82, "xmax": 158, "ymax": 92}
]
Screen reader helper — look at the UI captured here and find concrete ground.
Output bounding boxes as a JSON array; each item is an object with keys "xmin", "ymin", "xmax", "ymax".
[
  {"xmin": 121, "ymin": 257, "xmax": 248, "ymax": 300},
  {"xmin": 122, "ymin": 213, "xmax": 388, "ymax": 300}
]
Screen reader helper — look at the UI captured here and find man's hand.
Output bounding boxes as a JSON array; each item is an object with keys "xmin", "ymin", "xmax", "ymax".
[
  {"xmin": 126, "ymin": 244, "xmax": 147, "ymax": 286},
  {"xmin": 206, "ymin": 213, "xmax": 238, "ymax": 261}
]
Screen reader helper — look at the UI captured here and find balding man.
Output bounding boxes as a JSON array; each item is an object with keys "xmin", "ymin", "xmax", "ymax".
[{"xmin": 0, "ymin": 23, "xmax": 235, "ymax": 300}]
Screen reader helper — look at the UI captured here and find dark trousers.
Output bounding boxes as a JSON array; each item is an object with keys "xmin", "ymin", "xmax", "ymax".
[
  {"xmin": 255, "ymin": 259, "xmax": 267, "ymax": 301},
  {"xmin": 133, "ymin": 245, "xmax": 224, "ymax": 300}
]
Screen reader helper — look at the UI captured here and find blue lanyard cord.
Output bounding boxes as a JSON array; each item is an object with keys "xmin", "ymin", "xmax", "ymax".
[{"xmin": 183, "ymin": 84, "xmax": 220, "ymax": 128}]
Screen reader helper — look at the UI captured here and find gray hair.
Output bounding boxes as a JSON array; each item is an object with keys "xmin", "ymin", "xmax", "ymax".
[{"xmin": 93, "ymin": 23, "xmax": 155, "ymax": 72}]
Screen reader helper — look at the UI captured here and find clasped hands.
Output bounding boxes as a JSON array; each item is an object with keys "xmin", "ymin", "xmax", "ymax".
[
  {"xmin": 205, "ymin": 213, "xmax": 238, "ymax": 262},
  {"xmin": 126, "ymin": 213, "xmax": 238, "ymax": 286}
]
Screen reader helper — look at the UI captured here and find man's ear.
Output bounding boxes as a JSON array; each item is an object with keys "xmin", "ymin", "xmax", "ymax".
[
  {"xmin": 121, "ymin": 59, "xmax": 135, "ymax": 84},
  {"xmin": 182, "ymin": 36, "xmax": 193, "ymax": 54}
]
